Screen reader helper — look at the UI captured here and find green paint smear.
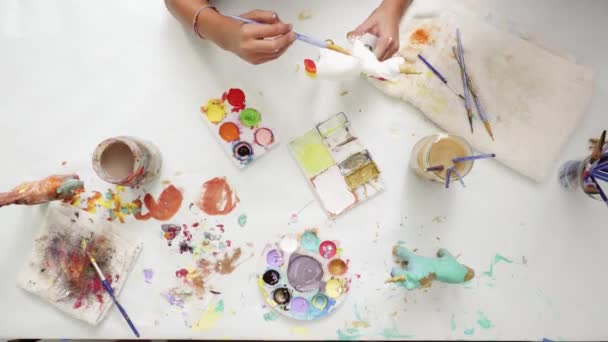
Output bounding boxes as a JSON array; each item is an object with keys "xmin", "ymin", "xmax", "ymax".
[
  {"xmin": 483, "ymin": 254, "xmax": 513, "ymax": 277},
  {"xmin": 337, "ymin": 328, "xmax": 362, "ymax": 340},
  {"xmin": 237, "ymin": 214, "xmax": 247, "ymax": 227},
  {"xmin": 451, "ymin": 314, "xmax": 456, "ymax": 331},
  {"xmin": 378, "ymin": 327, "xmax": 414, "ymax": 339},
  {"xmin": 464, "ymin": 328, "xmax": 475, "ymax": 335},
  {"xmin": 391, "ymin": 246, "xmax": 472, "ymax": 290},
  {"xmin": 289, "ymin": 130, "xmax": 335, "ymax": 177},
  {"xmin": 477, "ymin": 311, "xmax": 492, "ymax": 329},
  {"xmin": 239, "ymin": 108, "xmax": 261, "ymax": 127},
  {"xmin": 263, "ymin": 311, "xmax": 279, "ymax": 321},
  {"xmin": 214, "ymin": 300, "xmax": 224, "ymax": 313}
]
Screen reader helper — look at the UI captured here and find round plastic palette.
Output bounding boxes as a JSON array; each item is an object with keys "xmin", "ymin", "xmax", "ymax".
[{"xmin": 257, "ymin": 229, "xmax": 351, "ymax": 320}]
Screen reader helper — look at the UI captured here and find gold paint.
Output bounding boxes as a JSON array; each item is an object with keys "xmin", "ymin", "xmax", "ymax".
[
  {"xmin": 345, "ymin": 162, "xmax": 380, "ymax": 190},
  {"xmin": 328, "ymin": 258, "xmax": 348, "ymax": 276},
  {"xmin": 385, "ymin": 275, "xmax": 406, "ymax": 284},
  {"xmin": 326, "ymin": 42, "xmax": 351, "ymax": 56}
]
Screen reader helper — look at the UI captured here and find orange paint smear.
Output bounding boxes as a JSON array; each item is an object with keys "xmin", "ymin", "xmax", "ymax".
[
  {"xmin": 197, "ymin": 177, "xmax": 239, "ymax": 216},
  {"xmin": 219, "ymin": 122, "xmax": 240, "ymax": 142},
  {"xmin": 410, "ymin": 28, "xmax": 429, "ymax": 44},
  {"xmin": 304, "ymin": 59, "xmax": 317, "ymax": 78},
  {"xmin": 135, "ymin": 185, "xmax": 183, "ymax": 221}
]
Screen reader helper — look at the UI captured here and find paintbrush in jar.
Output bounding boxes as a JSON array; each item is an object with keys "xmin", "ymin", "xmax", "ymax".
[
  {"xmin": 81, "ymin": 239, "xmax": 140, "ymax": 337},
  {"xmin": 591, "ymin": 130, "xmax": 606, "ymax": 163}
]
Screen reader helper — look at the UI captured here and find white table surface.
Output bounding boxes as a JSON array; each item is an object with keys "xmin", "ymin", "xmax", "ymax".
[{"xmin": 1, "ymin": 0, "xmax": 607, "ymax": 340}]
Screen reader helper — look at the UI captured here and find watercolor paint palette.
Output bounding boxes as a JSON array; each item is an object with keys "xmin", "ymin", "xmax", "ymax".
[
  {"xmin": 288, "ymin": 112, "xmax": 383, "ymax": 218},
  {"xmin": 257, "ymin": 229, "xmax": 351, "ymax": 321},
  {"xmin": 17, "ymin": 202, "xmax": 142, "ymax": 325},
  {"xmin": 200, "ymin": 88, "xmax": 277, "ymax": 168}
]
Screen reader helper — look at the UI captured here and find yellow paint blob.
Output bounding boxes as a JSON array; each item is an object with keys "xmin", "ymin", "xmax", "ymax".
[
  {"xmin": 201, "ymin": 99, "xmax": 226, "ymax": 124},
  {"xmin": 325, "ymin": 278, "xmax": 345, "ymax": 298}
]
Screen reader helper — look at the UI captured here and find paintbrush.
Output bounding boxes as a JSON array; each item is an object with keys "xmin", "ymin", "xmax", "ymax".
[
  {"xmin": 452, "ymin": 153, "xmax": 496, "ymax": 164},
  {"xmin": 226, "ymin": 15, "xmax": 350, "ymax": 56},
  {"xmin": 450, "ymin": 166, "xmax": 466, "ymax": 188},
  {"xmin": 455, "ymin": 30, "xmax": 474, "ymax": 133},
  {"xmin": 417, "ymin": 54, "xmax": 465, "ymax": 100},
  {"xmin": 445, "ymin": 167, "xmax": 453, "ymax": 189},
  {"xmin": 426, "ymin": 165, "xmax": 445, "ymax": 172},
  {"xmin": 454, "ymin": 32, "xmax": 495, "ymax": 140},
  {"xmin": 591, "ymin": 130, "xmax": 606, "ymax": 162},
  {"xmin": 81, "ymin": 239, "xmax": 140, "ymax": 337}
]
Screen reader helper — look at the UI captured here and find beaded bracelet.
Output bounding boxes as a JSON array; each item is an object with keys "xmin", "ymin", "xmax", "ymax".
[{"xmin": 192, "ymin": 4, "xmax": 217, "ymax": 39}]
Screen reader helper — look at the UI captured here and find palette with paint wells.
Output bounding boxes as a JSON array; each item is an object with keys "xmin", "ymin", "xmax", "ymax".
[
  {"xmin": 288, "ymin": 112, "xmax": 383, "ymax": 218},
  {"xmin": 200, "ymin": 88, "xmax": 277, "ymax": 168},
  {"xmin": 258, "ymin": 229, "xmax": 351, "ymax": 321}
]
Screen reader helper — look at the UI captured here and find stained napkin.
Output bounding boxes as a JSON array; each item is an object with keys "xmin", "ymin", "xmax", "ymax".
[{"xmin": 370, "ymin": 11, "xmax": 594, "ymax": 182}]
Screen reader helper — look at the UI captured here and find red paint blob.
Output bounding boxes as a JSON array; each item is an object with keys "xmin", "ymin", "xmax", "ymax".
[
  {"xmin": 176, "ymin": 268, "xmax": 189, "ymax": 278},
  {"xmin": 222, "ymin": 88, "xmax": 246, "ymax": 112},
  {"xmin": 319, "ymin": 240, "xmax": 337, "ymax": 259},
  {"xmin": 135, "ymin": 185, "xmax": 183, "ymax": 221},
  {"xmin": 304, "ymin": 59, "xmax": 317, "ymax": 74},
  {"xmin": 197, "ymin": 177, "xmax": 239, "ymax": 216}
]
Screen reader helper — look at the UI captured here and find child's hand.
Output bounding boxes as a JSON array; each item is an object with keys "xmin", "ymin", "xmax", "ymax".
[
  {"xmin": 348, "ymin": 0, "xmax": 409, "ymax": 61},
  {"xmin": 225, "ymin": 10, "xmax": 296, "ymax": 65}
]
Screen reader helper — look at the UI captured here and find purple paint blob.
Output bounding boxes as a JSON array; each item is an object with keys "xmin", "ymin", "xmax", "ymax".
[
  {"xmin": 266, "ymin": 249, "xmax": 284, "ymax": 267},
  {"xmin": 291, "ymin": 297, "xmax": 309, "ymax": 314},
  {"xmin": 143, "ymin": 268, "xmax": 154, "ymax": 284},
  {"xmin": 287, "ymin": 254, "xmax": 324, "ymax": 292}
]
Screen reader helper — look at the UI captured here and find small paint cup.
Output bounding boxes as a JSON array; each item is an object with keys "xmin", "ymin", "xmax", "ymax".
[
  {"xmin": 410, "ymin": 134, "xmax": 474, "ymax": 183},
  {"xmin": 558, "ymin": 157, "xmax": 601, "ymax": 201},
  {"xmin": 92, "ymin": 136, "xmax": 162, "ymax": 187}
]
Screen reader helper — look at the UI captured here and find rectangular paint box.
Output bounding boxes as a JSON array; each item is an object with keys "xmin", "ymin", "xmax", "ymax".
[
  {"xmin": 289, "ymin": 112, "xmax": 383, "ymax": 218},
  {"xmin": 200, "ymin": 88, "xmax": 278, "ymax": 168}
]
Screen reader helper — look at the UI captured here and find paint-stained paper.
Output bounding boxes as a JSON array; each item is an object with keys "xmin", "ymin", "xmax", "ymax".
[
  {"xmin": 17, "ymin": 202, "xmax": 142, "ymax": 325},
  {"xmin": 289, "ymin": 113, "xmax": 383, "ymax": 218}
]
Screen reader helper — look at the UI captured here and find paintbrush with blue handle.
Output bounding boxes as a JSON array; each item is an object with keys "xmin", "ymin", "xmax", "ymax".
[
  {"xmin": 82, "ymin": 239, "xmax": 140, "ymax": 338},
  {"xmin": 226, "ymin": 15, "xmax": 351, "ymax": 55}
]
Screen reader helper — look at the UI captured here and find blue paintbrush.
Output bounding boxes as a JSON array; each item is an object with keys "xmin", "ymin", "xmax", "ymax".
[
  {"xmin": 87, "ymin": 252, "xmax": 140, "ymax": 337},
  {"xmin": 226, "ymin": 15, "xmax": 350, "ymax": 55},
  {"xmin": 83, "ymin": 245, "xmax": 140, "ymax": 338},
  {"xmin": 418, "ymin": 54, "xmax": 464, "ymax": 100},
  {"xmin": 452, "ymin": 153, "xmax": 496, "ymax": 164}
]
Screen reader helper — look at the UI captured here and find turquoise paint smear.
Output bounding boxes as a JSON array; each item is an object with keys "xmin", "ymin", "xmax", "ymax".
[
  {"xmin": 215, "ymin": 300, "xmax": 224, "ymax": 313},
  {"xmin": 354, "ymin": 304, "xmax": 363, "ymax": 321},
  {"xmin": 451, "ymin": 314, "xmax": 456, "ymax": 331},
  {"xmin": 337, "ymin": 328, "xmax": 362, "ymax": 340},
  {"xmin": 464, "ymin": 328, "xmax": 475, "ymax": 335},
  {"xmin": 237, "ymin": 214, "xmax": 247, "ymax": 227},
  {"xmin": 378, "ymin": 327, "xmax": 414, "ymax": 339},
  {"xmin": 263, "ymin": 311, "xmax": 279, "ymax": 321},
  {"xmin": 483, "ymin": 254, "xmax": 513, "ymax": 277},
  {"xmin": 477, "ymin": 311, "xmax": 492, "ymax": 329}
]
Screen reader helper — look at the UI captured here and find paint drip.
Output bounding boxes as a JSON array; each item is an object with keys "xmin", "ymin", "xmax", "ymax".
[
  {"xmin": 304, "ymin": 59, "xmax": 317, "ymax": 78},
  {"xmin": 197, "ymin": 177, "xmax": 239, "ymax": 216}
]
